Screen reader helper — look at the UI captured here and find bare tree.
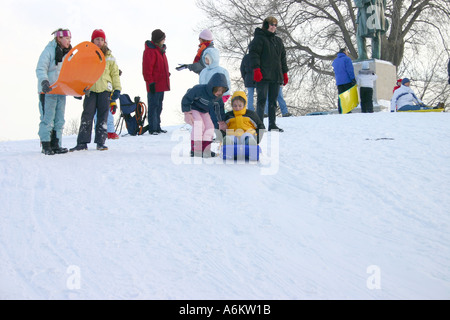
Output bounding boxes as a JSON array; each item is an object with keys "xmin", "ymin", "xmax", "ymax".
[
  {"xmin": 196, "ymin": 0, "xmax": 450, "ymax": 113},
  {"xmin": 63, "ymin": 118, "xmax": 79, "ymax": 136}
]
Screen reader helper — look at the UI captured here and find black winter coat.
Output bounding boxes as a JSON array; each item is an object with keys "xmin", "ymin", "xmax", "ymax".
[{"xmin": 248, "ymin": 28, "xmax": 288, "ymax": 84}]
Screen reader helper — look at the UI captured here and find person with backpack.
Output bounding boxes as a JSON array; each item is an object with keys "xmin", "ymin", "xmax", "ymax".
[
  {"xmin": 143, "ymin": 29, "xmax": 170, "ymax": 135},
  {"xmin": 70, "ymin": 29, "xmax": 121, "ymax": 152},
  {"xmin": 36, "ymin": 28, "xmax": 72, "ymax": 155},
  {"xmin": 199, "ymin": 47, "xmax": 231, "ymax": 129},
  {"xmin": 176, "ymin": 29, "xmax": 214, "ymax": 74},
  {"xmin": 181, "ymin": 73, "xmax": 228, "ymax": 158}
]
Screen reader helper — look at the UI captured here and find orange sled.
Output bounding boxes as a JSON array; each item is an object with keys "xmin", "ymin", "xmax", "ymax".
[{"xmin": 47, "ymin": 41, "xmax": 106, "ymax": 96}]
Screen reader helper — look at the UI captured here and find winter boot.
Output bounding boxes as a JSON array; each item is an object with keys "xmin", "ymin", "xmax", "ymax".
[
  {"xmin": 50, "ymin": 130, "xmax": 68, "ymax": 154},
  {"xmin": 96, "ymin": 144, "xmax": 108, "ymax": 151},
  {"xmin": 191, "ymin": 140, "xmax": 203, "ymax": 157},
  {"xmin": 268, "ymin": 124, "xmax": 284, "ymax": 132},
  {"xmin": 69, "ymin": 144, "xmax": 88, "ymax": 152},
  {"xmin": 202, "ymin": 141, "xmax": 217, "ymax": 158},
  {"xmin": 107, "ymin": 132, "xmax": 119, "ymax": 139},
  {"xmin": 41, "ymin": 141, "xmax": 55, "ymax": 155}
]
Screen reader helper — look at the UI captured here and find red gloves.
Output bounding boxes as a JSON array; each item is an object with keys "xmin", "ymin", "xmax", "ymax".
[
  {"xmin": 253, "ymin": 68, "xmax": 263, "ymax": 82},
  {"xmin": 283, "ymin": 73, "xmax": 289, "ymax": 86},
  {"xmin": 222, "ymin": 95, "xmax": 231, "ymax": 103}
]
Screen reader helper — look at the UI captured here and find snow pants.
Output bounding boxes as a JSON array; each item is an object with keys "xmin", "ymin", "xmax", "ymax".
[
  {"xmin": 38, "ymin": 93, "xmax": 66, "ymax": 143},
  {"xmin": 191, "ymin": 109, "xmax": 215, "ymax": 152},
  {"xmin": 256, "ymin": 82, "xmax": 279, "ymax": 127},
  {"xmin": 77, "ymin": 91, "xmax": 109, "ymax": 145}
]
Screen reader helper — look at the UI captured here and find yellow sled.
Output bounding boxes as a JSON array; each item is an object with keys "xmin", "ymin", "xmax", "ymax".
[
  {"xmin": 339, "ymin": 85, "xmax": 359, "ymax": 114},
  {"xmin": 397, "ymin": 108, "xmax": 444, "ymax": 113}
]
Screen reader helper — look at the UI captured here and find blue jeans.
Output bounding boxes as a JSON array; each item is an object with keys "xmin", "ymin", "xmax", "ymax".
[
  {"xmin": 398, "ymin": 104, "xmax": 430, "ymax": 111},
  {"xmin": 247, "ymin": 87, "xmax": 288, "ymax": 114},
  {"xmin": 94, "ymin": 108, "xmax": 115, "ymax": 133},
  {"xmin": 246, "ymin": 87, "xmax": 256, "ymax": 111},
  {"xmin": 38, "ymin": 94, "xmax": 66, "ymax": 142}
]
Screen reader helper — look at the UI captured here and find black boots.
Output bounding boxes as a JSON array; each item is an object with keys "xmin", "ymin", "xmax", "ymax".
[
  {"xmin": 50, "ymin": 130, "xmax": 68, "ymax": 154},
  {"xmin": 41, "ymin": 131, "xmax": 68, "ymax": 155},
  {"xmin": 41, "ymin": 141, "xmax": 55, "ymax": 155}
]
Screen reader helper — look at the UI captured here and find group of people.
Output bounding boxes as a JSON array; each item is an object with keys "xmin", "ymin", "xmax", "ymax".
[
  {"xmin": 36, "ymin": 28, "xmax": 122, "ymax": 155},
  {"xmin": 331, "ymin": 47, "xmax": 445, "ymax": 113},
  {"xmin": 178, "ymin": 16, "xmax": 289, "ymax": 157},
  {"xmin": 36, "ymin": 16, "xmax": 289, "ymax": 158}
]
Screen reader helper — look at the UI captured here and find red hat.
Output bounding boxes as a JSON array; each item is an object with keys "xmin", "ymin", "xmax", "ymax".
[{"xmin": 91, "ymin": 29, "xmax": 106, "ymax": 41}]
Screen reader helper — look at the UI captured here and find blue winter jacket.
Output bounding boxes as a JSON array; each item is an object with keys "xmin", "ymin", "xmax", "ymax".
[
  {"xmin": 332, "ymin": 52, "xmax": 355, "ymax": 86},
  {"xmin": 181, "ymin": 72, "xmax": 229, "ymax": 122},
  {"xmin": 36, "ymin": 39, "xmax": 63, "ymax": 94},
  {"xmin": 199, "ymin": 47, "xmax": 231, "ymax": 96}
]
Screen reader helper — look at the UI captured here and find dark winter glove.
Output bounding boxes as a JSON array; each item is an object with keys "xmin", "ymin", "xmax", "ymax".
[
  {"xmin": 283, "ymin": 73, "xmax": 289, "ymax": 86},
  {"xmin": 111, "ymin": 90, "xmax": 120, "ymax": 101},
  {"xmin": 149, "ymin": 83, "xmax": 156, "ymax": 94},
  {"xmin": 176, "ymin": 64, "xmax": 188, "ymax": 71},
  {"xmin": 41, "ymin": 80, "xmax": 52, "ymax": 93},
  {"xmin": 83, "ymin": 87, "xmax": 91, "ymax": 97},
  {"xmin": 253, "ymin": 68, "xmax": 263, "ymax": 82}
]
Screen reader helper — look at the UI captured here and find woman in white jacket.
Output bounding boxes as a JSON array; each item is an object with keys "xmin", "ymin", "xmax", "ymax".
[{"xmin": 356, "ymin": 61, "xmax": 377, "ymax": 113}]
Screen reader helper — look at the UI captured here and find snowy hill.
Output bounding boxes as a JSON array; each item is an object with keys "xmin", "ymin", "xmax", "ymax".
[{"xmin": 1, "ymin": 112, "xmax": 449, "ymax": 300}]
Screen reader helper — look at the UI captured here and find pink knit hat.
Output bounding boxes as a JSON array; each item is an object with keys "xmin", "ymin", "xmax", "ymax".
[
  {"xmin": 199, "ymin": 29, "xmax": 213, "ymax": 41},
  {"xmin": 91, "ymin": 29, "xmax": 106, "ymax": 41},
  {"xmin": 52, "ymin": 28, "xmax": 71, "ymax": 38}
]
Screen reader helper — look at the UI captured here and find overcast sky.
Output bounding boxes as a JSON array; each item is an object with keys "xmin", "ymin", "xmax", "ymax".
[{"xmin": 0, "ymin": 0, "xmax": 210, "ymax": 141}]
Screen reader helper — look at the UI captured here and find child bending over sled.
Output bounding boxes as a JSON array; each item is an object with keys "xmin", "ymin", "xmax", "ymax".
[
  {"xmin": 181, "ymin": 73, "xmax": 228, "ymax": 158},
  {"xmin": 223, "ymin": 91, "xmax": 265, "ymax": 160}
]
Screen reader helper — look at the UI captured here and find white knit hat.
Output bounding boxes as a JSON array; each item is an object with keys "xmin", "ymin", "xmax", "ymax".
[{"xmin": 199, "ymin": 29, "xmax": 213, "ymax": 41}]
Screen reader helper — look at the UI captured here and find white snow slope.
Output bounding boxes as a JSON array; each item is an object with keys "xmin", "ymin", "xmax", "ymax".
[{"xmin": 1, "ymin": 112, "xmax": 449, "ymax": 300}]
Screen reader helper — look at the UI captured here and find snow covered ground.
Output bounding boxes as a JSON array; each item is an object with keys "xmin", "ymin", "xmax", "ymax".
[{"xmin": 1, "ymin": 112, "xmax": 449, "ymax": 300}]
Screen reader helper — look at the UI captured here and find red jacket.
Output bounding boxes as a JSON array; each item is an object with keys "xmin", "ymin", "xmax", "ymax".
[{"xmin": 142, "ymin": 41, "xmax": 170, "ymax": 92}]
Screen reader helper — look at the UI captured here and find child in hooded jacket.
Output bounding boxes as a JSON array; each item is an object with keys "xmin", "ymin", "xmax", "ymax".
[
  {"xmin": 182, "ymin": 73, "xmax": 228, "ymax": 158},
  {"xmin": 223, "ymin": 91, "xmax": 265, "ymax": 146},
  {"xmin": 199, "ymin": 47, "xmax": 231, "ymax": 129},
  {"xmin": 70, "ymin": 29, "xmax": 121, "ymax": 151},
  {"xmin": 36, "ymin": 28, "xmax": 72, "ymax": 155}
]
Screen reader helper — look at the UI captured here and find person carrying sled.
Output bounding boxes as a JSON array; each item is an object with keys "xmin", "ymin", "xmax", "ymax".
[
  {"xmin": 332, "ymin": 48, "xmax": 356, "ymax": 114},
  {"xmin": 248, "ymin": 16, "xmax": 288, "ymax": 132},
  {"xmin": 176, "ymin": 29, "xmax": 214, "ymax": 74},
  {"xmin": 70, "ymin": 29, "xmax": 121, "ymax": 152},
  {"xmin": 223, "ymin": 91, "xmax": 265, "ymax": 146},
  {"xmin": 36, "ymin": 28, "xmax": 72, "ymax": 155},
  {"xmin": 199, "ymin": 47, "xmax": 231, "ymax": 129},
  {"xmin": 181, "ymin": 73, "xmax": 228, "ymax": 158},
  {"xmin": 142, "ymin": 29, "xmax": 170, "ymax": 135}
]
